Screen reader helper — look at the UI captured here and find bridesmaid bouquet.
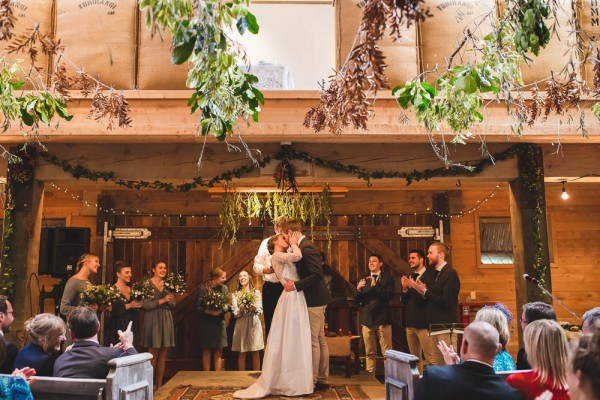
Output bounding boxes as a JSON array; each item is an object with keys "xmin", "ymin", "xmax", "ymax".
[
  {"xmin": 238, "ymin": 290, "xmax": 259, "ymax": 315},
  {"xmin": 106, "ymin": 285, "xmax": 126, "ymax": 305},
  {"xmin": 131, "ymin": 280, "xmax": 154, "ymax": 301},
  {"xmin": 164, "ymin": 273, "xmax": 186, "ymax": 294},
  {"xmin": 80, "ymin": 284, "xmax": 120, "ymax": 306},
  {"xmin": 199, "ymin": 290, "xmax": 229, "ymax": 311}
]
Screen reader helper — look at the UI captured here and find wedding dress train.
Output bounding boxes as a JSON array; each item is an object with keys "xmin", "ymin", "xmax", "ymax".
[{"xmin": 234, "ymin": 245, "xmax": 313, "ymax": 398}]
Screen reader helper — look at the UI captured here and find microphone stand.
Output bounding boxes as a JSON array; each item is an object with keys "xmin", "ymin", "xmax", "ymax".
[{"xmin": 530, "ymin": 281, "xmax": 582, "ymax": 322}]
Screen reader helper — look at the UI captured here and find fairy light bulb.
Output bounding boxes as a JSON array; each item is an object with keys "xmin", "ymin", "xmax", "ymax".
[{"xmin": 561, "ymin": 181, "xmax": 569, "ymax": 200}]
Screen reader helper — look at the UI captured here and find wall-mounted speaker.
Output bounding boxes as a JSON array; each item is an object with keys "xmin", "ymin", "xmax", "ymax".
[{"xmin": 39, "ymin": 227, "xmax": 91, "ymax": 277}]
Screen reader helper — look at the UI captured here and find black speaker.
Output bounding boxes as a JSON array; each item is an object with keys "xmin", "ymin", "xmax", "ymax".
[{"xmin": 39, "ymin": 227, "xmax": 91, "ymax": 277}]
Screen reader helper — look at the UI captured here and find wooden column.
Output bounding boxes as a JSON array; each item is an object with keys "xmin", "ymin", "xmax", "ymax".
[
  {"xmin": 432, "ymin": 193, "xmax": 451, "ymax": 261},
  {"xmin": 6, "ymin": 166, "xmax": 45, "ymax": 347},
  {"xmin": 509, "ymin": 145, "xmax": 552, "ymax": 344}
]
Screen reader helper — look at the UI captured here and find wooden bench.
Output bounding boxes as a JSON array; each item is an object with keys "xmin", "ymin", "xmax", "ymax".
[
  {"xmin": 384, "ymin": 350, "xmax": 532, "ymax": 400},
  {"xmin": 29, "ymin": 352, "xmax": 153, "ymax": 400}
]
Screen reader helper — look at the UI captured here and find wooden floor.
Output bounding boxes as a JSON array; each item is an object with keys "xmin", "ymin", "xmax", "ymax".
[{"xmin": 155, "ymin": 370, "xmax": 386, "ymax": 400}]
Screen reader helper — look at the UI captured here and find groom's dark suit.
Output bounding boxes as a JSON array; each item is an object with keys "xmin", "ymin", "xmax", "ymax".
[
  {"xmin": 294, "ymin": 236, "xmax": 331, "ymax": 386},
  {"xmin": 295, "ymin": 238, "xmax": 331, "ymax": 307}
]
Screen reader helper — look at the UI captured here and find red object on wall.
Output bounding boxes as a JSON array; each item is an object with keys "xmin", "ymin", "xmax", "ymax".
[{"xmin": 460, "ymin": 302, "xmax": 497, "ymax": 326}]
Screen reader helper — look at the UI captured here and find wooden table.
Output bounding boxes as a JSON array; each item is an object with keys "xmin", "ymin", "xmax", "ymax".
[{"xmin": 325, "ymin": 335, "xmax": 361, "ymax": 378}]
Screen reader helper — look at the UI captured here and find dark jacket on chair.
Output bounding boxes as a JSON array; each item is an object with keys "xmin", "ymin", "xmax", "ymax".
[
  {"xmin": 415, "ymin": 361, "xmax": 524, "ymax": 400},
  {"xmin": 53, "ymin": 340, "xmax": 137, "ymax": 379}
]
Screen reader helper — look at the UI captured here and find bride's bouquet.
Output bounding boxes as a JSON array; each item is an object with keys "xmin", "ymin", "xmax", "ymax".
[
  {"xmin": 199, "ymin": 290, "xmax": 229, "ymax": 311},
  {"xmin": 80, "ymin": 284, "xmax": 120, "ymax": 306},
  {"xmin": 131, "ymin": 280, "xmax": 154, "ymax": 301},
  {"xmin": 164, "ymin": 273, "xmax": 186, "ymax": 294}
]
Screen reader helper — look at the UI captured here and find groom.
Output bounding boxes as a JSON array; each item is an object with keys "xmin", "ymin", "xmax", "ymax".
[{"xmin": 282, "ymin": 219, "xmax": 332, "ymax": 391}]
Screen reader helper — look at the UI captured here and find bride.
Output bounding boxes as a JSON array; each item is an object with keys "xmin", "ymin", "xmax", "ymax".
[{"xmin": 234, "ymin": 231, "xmax": 313, "ymax": 398}]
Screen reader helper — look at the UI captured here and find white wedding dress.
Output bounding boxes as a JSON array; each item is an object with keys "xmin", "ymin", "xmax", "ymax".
[{"xmin": 234, "ymin": 245, "xmax": 313, "ymax": 398}]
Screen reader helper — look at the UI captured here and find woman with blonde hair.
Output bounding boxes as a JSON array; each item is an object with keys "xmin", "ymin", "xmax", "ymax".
[
  {"xmin": 475, "ymin": 304, "xmax": 516, "ymax": 372},
  {"xmin": 14, "ymin": 313, "xmax": 66, "ymax": 376},
  {"xmin": 59, "ymin": 253, "xmax": 101, "ymax": 317},
  {"xmin": 507, "ymin": 319, "xmax": 570, "ymax": 400},
  {"xmin": 197, "ymin": 267, "xmax": 229, "ymax": 371}
]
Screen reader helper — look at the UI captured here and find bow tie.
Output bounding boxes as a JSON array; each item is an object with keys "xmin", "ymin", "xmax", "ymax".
[
  {"xmin": 371, "ymin": 274, "xmax": 378, "ymax": 280},
  {"xmin": 411, "ymin": 272, "xmax": 419, "ymax": 280}
]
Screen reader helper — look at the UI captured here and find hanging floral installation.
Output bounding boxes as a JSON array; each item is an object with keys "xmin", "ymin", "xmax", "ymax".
[
  {"xmin": 140, "ymin": 0, "xmax": 264, "ymax": 166},
  {"xmin": 305, "ymin": 0, "xmax": 599, "ymax": 166}
]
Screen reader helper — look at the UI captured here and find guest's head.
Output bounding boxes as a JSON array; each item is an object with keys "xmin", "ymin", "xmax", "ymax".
[
  {"xmin": 583, "ymin": 307, "xmax": 600, "ymax": 335},
  {"xmin": 0, "ymin": 295, "xmax": 14, "ymax": 334},
  {"xmin": 267, "ymin": 234, "xmax": 289, "ymax": 254},
  {"xmin": 280, "ymin": 218, "xmax": 303, "ymax": 242},
  {"xmin": 568, "ymin": 327, "xmax": 600, "ymax": 400},
  {"xmin": 208, "ymin": 267, "xmax": 226, "ymax": 287},
  {"xmin": 524, "ymin": 319, "xmax": 569, "ymax": 390},
  {"xmin": 368, "ymin": 254, "xmax": 383, "ymax": 275},
  {"xmin": 68, "ymin": 307, "xmax": 100, "ymax": 341},
  {"xmin": 151, "ymin": 261, "xmax": 168, "ymax": 280},
  {"xmin": 237, "ymin": 270, "xmax": 254, "ymax": 291},
  {"xmin": 459, "ymin": 321, "xmax": 501, "ymax": 365},
  {"xmin": 114, "ymin": 261, "xmax": 133, "ymax": 284},
  {"xmin": 476, "ymin": 306, "xmax": 511, "ymax": 349},
  {"xmin": 273, "ymin": 216, "xmax": 288, "ymax": 234},
  {"xmin": 24, "ymin": 313, "xmax": 66, "ymax": 353},
  {"xmin": 76, "ymin": 253, "xmax": 100, "ymax": 276},
  {"xmin": 521, "ymin": 301, "xmax": 556, "ymax": 331},
  {"xmin": 408, "ymin": 249, "xmax": 425, "ymax": 270},
  {"xmin": 427, "ymin": 242, "xmax": 451, "ymax": 267}
]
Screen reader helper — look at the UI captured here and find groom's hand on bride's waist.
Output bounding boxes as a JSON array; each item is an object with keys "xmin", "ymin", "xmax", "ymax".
[{"xmin": 283, "ymin": 278, "xmax": 296, "ymax": 292}]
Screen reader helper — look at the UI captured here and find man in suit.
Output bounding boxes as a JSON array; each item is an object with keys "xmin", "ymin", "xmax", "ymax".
[
  {"xmin": 517, "ymin": 301, "xmax": 556, "ymax": 369},
  {"xmin": 354, "ymin": 254, "xmax": 395, "ymax": 374},
  {"xmin": 0, "ymin": 295, "xmax": 18, "ymax": 374},
  {"xmin": 411, "ymin": 242, "xmax": 460, "ymax": 365},
  {"xmin": 253, "ymin": 216, "xmax": 288, "ymax": 336},
  {"xmin": 54, "ymin": 307, "xmax": 137, "ymax": 378},
  {"xmin": 415, "ymin": 321, "xmax": 523, "ymax": 400},
  {"xmin": 282, "ymin": 218, "xmax": 332, "ymax": 391},
  {"xmin": 400, "ymin": 249, "xmax": 435, "ymax": 374}
]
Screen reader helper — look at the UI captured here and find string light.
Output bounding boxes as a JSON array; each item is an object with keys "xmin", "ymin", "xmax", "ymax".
[{"xmin": 433, "ymin": 184, "xmax": 502, "ymax": 219}]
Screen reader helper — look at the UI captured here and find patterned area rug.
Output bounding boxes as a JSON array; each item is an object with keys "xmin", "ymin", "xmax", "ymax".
[{"xmin": 168, "ymin": 384, "xmax": 371, "ymax": 400}]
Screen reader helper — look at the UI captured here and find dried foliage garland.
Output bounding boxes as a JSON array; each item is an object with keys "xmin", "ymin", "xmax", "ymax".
[
  {"xmin": 304, "ymin": 0, "xmax": 430, "ymax": 134},
  {"xmin": 219, "ymin": 186, "xmax": 333, "ymax": 244}
]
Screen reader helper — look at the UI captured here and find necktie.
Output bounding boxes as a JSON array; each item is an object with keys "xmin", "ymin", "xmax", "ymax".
[{"xmin": 434, "ymin": 270, "xmax": 440, "ymax": 282}]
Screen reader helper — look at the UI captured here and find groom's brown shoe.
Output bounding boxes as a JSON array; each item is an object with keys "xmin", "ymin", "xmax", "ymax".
[{"xmin": 314, "ymin": 382, "xmax": 330, "ymax": 391}]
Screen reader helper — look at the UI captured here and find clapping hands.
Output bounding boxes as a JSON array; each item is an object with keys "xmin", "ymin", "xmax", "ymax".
[
  {"xmin": 118, "ymin": 320, "xmax": 134, "ymax": 349},
  {"xmin": 437, "ymin": 340, "xmax": 460, "ymax": 365}
]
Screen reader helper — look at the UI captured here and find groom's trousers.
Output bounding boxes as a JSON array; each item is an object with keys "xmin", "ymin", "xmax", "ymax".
[{"xmin": 308, "ymin": 305, "xmax": 329, "ymax": 385}]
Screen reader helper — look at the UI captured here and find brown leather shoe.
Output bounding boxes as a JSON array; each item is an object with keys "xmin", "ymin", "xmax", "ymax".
[{"xmin": 314, "ymin": 383, "xmax": 330, "ymax": 391}]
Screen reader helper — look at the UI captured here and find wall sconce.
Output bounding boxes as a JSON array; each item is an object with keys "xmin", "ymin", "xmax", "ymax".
[{"xmin": 561, "ymin": 181, "xmax": 569, "ymax": 200}]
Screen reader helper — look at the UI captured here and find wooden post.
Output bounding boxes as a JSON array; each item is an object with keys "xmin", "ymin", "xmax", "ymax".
[
  {"xmin": 5, "ymin": 159, "xmax": 44, "ymax": 347},
  {"xmin": 509, "ymin": 145, "xmax": 552, "ymax": 345},
  {"xmin": 432, "ymin": 193, "xmax": 451, "ymax": 262}
]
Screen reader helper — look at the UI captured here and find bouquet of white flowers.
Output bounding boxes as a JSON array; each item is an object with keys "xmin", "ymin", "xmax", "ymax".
[
  {"xmin": 164, "ymin": 273, "xmax": 186, "ymax": 294},
  {"xmin": 131, "ymin": 280, "xmax": 154, "ymax": 301},
  {"xmin": 199, "ymin": 290, "xmax": 229, "ymax": 311},
  {"xmin": 80, "ymin": 284, "xmax": 119, "ymax": 306},
  {"xmin": 239, "ymin": 290, "xmax": 256, "ymax": 308}
]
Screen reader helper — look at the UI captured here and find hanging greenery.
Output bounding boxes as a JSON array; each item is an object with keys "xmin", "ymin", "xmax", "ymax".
[
  {"xmin": 219, "ymin": 186, "xmax": 333, "ymax": 244},
  {"xmin": 139, "ymin": 0, "xmax": 263, "ymax": 163}
]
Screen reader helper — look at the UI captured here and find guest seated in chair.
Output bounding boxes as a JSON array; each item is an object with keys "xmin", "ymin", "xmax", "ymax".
[
  {"xmin": 568, "ymin": 325, "xmax": 600, "ymax": 400},
  {"xmin": 14, "ymin": 313, "xmax": 66, "ymax": 376},
  {"xmin": 475, "ymin": 304, "xmax": 517, "ymax": 372},
  {"xmin": 0, "ymin": 335, "xmax": 35, "ymax": 400},
  {"xmin": 54, "ymin": 307, "xmax": 137, "ymax": 379},
  {"xmin": 507, "ymin": 319, "xmax": 569, "ymax": 400},
  {"xmin": 415, "ymin": 321, "xmax": 523, "ymax": 400}
]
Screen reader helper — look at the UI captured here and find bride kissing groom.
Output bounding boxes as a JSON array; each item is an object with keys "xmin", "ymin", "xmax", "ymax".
[{"xmin": 234, "ymin": 218, "xmax": 332, "ymax": 398}]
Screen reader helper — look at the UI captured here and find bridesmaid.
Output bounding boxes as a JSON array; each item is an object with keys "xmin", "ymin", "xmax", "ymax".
[
  {"xmin": 105, "ymin": 261, "xmax": 142, "ymax": 346},
  {"xmin": 231, "ymin": 270, "xmax": 264, "ymax": 371},
  {"xmin": 140, "ymin": 261, "xmax": 175, "ymax": 389},
  {"xmin": 197, "ymin": 267, "xmax": 229, "ymax": 371},
  {"xmin": 60, "ymin": 253, "xmax": 100, "ymax": 317}
]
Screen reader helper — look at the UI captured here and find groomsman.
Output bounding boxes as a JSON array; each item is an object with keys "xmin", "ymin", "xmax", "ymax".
[
  {"xmin": 253, "ymin": 216, "xmax": 288, "ymax": 336},
  {"xmin": 354, "ymin": 254, "xmax": 395, "ymax": 374},
  {"xmin": 411, "ymin": 242, "xmax": 460, "ymax": 366},
  {"xmin": 400, "ymin": 249, "xmax": 435, "ymax": 374}
]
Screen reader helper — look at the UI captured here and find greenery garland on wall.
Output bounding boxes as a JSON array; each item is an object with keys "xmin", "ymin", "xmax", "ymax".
[{"xmin": 35, "ymin": 143, "xmax": 530, "ymax": 191}]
